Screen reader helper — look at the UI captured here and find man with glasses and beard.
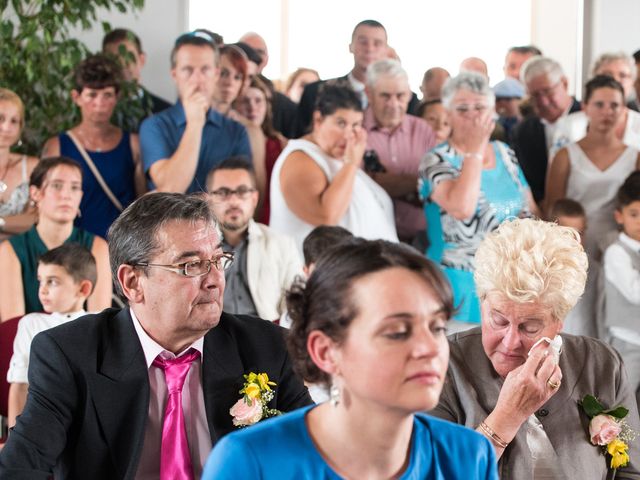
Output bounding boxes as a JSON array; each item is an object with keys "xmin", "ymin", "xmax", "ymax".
[{"xmin": 207, "ymin": 157, "xmax": 302, "ymax": 321}]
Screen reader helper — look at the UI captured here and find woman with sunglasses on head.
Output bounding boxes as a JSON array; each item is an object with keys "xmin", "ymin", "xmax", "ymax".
[
  {"xmin": 419, "ymin": 72, "xmax": 539, "ymax": 330},
  {"xmin": 0, "ymin": 157, "xmax": 112, "ymax": 321},
  {"xmin": 235, "ymin": 76, "xmax": 288, "ymax": 223},
  {"xmin": 202, "ymin": 239, "xmax": 498, "ymax": 480}
]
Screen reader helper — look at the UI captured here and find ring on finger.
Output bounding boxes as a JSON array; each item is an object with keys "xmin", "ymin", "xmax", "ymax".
[{"xmin": 547, "ymin": 379, "xmax": 561, "ymax": 389}]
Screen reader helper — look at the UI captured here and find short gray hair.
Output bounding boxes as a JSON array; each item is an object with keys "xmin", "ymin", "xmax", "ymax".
[
  {"xmin": 107, "ymin": 192, "xmax": 220, "ymax": 298},
  {"xmin": 591, "ymin": 51, "xmax": 636, "ymax": 80},
  {"xmin": 365, "ymin": 58, "xmax": 408, "ymax": 88},
  {"xmin": 441, "ymin": 71, "xmax": 495, "ymax": 110},
  {"xmin": 521, "ymin": 56, "xmax": 564, "ymax": 86}
]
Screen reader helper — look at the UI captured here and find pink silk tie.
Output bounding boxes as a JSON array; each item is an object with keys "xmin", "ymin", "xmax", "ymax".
[{"xmin": 153, "ymin": 349, "xmax": 201, "ymax": 480}]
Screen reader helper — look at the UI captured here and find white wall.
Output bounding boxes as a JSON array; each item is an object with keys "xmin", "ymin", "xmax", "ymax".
[
  {"xmin": 68, "ymin": 0, "xmax": 189, "ymax": 102},
  {"xmin": 531, "ymin": 0, "xmax": 584, "ymax": 96},
  {"xmin": 584, "ymin": 0, "xmax": 640, "ymax": 75}
]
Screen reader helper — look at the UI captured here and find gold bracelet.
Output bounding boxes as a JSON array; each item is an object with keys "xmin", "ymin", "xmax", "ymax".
[{"xmin": 479, "ymin": 420, "xmax": 509, "ymax": 449}]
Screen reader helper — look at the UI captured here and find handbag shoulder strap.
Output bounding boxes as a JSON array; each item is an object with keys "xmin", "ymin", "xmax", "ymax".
[{"xmin": 66, "ymin": 130, "xmax": 123, "ymax": 212}]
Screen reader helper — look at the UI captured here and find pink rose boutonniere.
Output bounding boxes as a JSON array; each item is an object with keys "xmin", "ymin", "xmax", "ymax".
[
  {"xmin": 580, "ymin": 395, "xmax": 637, "ymax": 470},
  {"xmin": 230, "ymin": 372, "xmax": 282, "ymax": 427}
]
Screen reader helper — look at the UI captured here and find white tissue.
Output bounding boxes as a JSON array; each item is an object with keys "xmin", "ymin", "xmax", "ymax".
[{"xmin": 528, "ymin": 336, "xmax": 563, "ymax": 365}]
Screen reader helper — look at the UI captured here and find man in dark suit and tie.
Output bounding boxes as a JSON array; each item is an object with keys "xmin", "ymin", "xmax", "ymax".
[
  {"xmin": 0, "ymin": 192, "xmax": 312, "ymax": 479},
  {"xmin": 295, "ymin": 19, "xmax": 419, "ymax": 137}
]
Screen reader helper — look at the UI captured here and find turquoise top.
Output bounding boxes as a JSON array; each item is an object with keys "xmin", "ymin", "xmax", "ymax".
[{"xmin": 202, "ymin": 405, "xmax": 498, "ymax": 479}]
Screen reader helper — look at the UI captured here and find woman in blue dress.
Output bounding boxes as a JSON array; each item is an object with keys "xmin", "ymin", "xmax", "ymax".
[
  {"xmin": 419, "ymin": 72, "xmax": 539, "ymax": 329},
  {"xmin": 42, "ymin": 54, "xmax": 146, "ymax": 239},
  {"xmin": 203, "ymin": 239, "xmax": 498, "ymax": 479}
]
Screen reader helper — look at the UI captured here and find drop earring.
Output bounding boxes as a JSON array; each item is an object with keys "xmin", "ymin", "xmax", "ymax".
[{"xmin": 330, "ymin": 383, "xmax": 340, "ymax": 407}]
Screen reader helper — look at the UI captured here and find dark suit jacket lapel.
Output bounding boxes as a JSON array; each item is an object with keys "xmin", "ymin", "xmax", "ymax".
[
  {"xmin": 88, "ymin": 308, "xmax": 149, "ymax": 480},
  {"xmin": 202, "ymin": 313, "xmax": 246, "ymax": 444}
]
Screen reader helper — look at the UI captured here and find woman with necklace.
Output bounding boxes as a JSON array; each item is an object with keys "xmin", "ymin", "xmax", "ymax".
[
  {"xmin": 0, "ymin": 156, "xmax": 112, "ymax": 321},
  {"xmin": 42, "ymin": 54, "xmax": 145, "ymax": 239},
  {"xmin": 0, "ymin": 89, "xmax": 39, "ymax": 242},
  {"xmin": 419, "ymin": 72, "xmax": 539, "ymax": 330}
]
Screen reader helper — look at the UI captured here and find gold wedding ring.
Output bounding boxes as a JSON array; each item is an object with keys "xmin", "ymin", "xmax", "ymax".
[{"xmin": 547, "ymin": 379, "xmax": 560, "ymax": 389}]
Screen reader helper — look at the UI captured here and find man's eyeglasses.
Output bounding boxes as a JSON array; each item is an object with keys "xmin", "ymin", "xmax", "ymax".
[
  {"xmin": 453, "ymin": 103, "xmax": 490, "ymax": 114},
  {"xmin": 529, "ymin": 81, "xmax": 562, "ymax": 101},
  {"xmin": 135, "ymin": 252, "xmax": 235, "ymax": 277},
  {"xmin": 210, "ymin": 187, "xmax": 256, "ymax": 200}
]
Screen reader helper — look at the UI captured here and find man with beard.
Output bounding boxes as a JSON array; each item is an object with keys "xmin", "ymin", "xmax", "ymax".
[{"xmin": 207, "ymin": 157, "xmax": 302, "ymax": 320}]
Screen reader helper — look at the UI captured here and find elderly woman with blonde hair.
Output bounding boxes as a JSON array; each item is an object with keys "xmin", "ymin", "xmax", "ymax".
[{"xmin": 431, "ymin": 218, "xmax": 640, "ymax": 479}]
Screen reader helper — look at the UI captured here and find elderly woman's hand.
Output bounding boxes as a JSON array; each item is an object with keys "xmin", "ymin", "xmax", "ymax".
[
  {"xmin": 452, "ymin": 110, "xmax": 494, "ymax": 158},
  {"xmin": 486, "ymin": 343, "xmax": 563, "ymax": 442},
  {"xmin": 344, "ymin": 127, "xmax": 367, "ymax": 167}
]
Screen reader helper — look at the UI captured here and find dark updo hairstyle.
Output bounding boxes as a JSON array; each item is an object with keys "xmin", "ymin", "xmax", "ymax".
[
  {"xmin": 30, "ymin": 156, "xmax": 83, "ymax": 188},
  {"xmin": 73, "ymin": 53, "xmax": 123, "ymax": 94},
  {"xmin": 314, "ymin": 81, "xmax": 363, "ymax": 117},
  {"xmin": 583, "ymin": 74, "xmax": 625, "ymax": 103},
  {"xmin": 286, "ymin": 239, "xmax": 454, "ymax": 386}
]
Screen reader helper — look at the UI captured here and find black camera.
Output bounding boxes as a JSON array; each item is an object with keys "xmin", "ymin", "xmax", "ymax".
[{"xmin": 363, "ymin": 150, "xmax": 386, "ymax": 173}]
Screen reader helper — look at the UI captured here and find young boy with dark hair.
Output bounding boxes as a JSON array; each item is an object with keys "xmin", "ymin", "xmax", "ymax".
[
  {"xmin": 7, "ymin": 243, "xmax": 97, "ymax": 427},
  {"xmin": 301, "ymin": 225, "xmax": 354, "ymax": 277},
  {"xmin": 604, "ymin": 171, "xmax": 640, "ymax": 407},
  {"xmin": 549, "ymin": 198, "xmax": 587, "ymax": 241}
]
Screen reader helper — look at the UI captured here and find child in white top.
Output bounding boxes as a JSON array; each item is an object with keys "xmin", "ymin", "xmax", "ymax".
[
  {"xmin": 603, "ymin": 171, "xmax": 640, "ymax": 406},
  {"xmin": 7, "ymin": 243, "xmax": 96, "ymax": 427}
]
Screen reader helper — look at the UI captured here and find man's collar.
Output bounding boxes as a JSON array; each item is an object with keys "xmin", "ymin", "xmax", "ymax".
[
  {"xmin": 130, "ymin": 308, "xmax": 204, "ymax": 367},
  {"xmin": 620, "ymin": 232, "xmax": 640, "ymax": 251},
  {"xmin": 363, "ymin": 106, "xmax": 406, "ymax": 133},
  {"xmin": 173, "ymin": 101, "xmax": 222, "ymax": 128}
]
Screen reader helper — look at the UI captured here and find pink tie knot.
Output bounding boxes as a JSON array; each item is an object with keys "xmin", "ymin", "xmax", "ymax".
[{"xmin": 153, "ymin": 349, "xmax": 200, "ymax": 394}]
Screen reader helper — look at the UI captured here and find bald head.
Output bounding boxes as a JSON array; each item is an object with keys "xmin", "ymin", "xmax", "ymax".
[
  {"xmin": 460, "ymin": 57, "xmax": 488, "ymax": 78},
  {"xmin": 239, "ymin": 32, "xmax": 268, "ymax": 72},
  {"xmin": 421, "ymin": 67, "xmax": 450, "ymax": 101}
]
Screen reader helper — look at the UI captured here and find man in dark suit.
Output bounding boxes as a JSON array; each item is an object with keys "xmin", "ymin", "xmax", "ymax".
[
  {"xmin": 512, "ymin": 56, "xmax": 581, "ymax": 204},
  {"xmin": 294, "ymin": 19, "xmax": 419, "ymax": 138},
  {"xmin": 0, "ymin": 193, "xmax": 312, "ymax": 479},
  {"xmin": 103, "ymin": 28, "xmax": 172, "ymax": 132}
]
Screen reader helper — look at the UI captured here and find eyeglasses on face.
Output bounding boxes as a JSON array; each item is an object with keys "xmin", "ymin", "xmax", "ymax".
[
  {"xmin": 210, "ymin": 186, "xmax": 256, "ymax": 200},
  {"xmin": 135, "ymin": 252, "xmax": 234, "ymax": 277},
  {"xmin": 452, "ymin": 103, "xmax": 490, "ymax": 114}
]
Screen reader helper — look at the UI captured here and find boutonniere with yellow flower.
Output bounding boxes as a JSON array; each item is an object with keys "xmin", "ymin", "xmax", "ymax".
[
  {"xmin": 579, "ymin": 394, "xmax": 637, "ymax": 470},
  {"xmin": 230, "ymin": 372, "xmax": 282, "ymax": 427}
]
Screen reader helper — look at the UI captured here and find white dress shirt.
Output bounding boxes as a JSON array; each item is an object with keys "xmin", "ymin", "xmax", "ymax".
[
  {"xmin": 604, "ymin": 232, "xmax": 640, "ymax": 346},
  {"xmin": 7, "ymin": 310, "xmax": 86, "ymax": 383},
  {"xmin": 131, "ymin": 310, "xmax": 212, "ymax": 479}
]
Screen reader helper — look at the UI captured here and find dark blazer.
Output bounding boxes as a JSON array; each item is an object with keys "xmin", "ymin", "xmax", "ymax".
[
  {"xmin": 511, "ymin": 98, "xmax": 581, "ymax": 203},
  {"xmin": 294, "ymin": 75, "xmax": 420, "ymax": 138},
  {"xmin": 0, "ymin": 308, "xmax": 312, "ymax": 479}
]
